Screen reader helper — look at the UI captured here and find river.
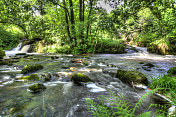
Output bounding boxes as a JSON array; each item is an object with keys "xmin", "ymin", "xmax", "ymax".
[{"xmin": 0, "ymin": 46, "xmax": 176, "ymax": 116}]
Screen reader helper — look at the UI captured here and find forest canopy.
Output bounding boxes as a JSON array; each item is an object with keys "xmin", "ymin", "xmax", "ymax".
[{"xmin": 0, "ymin": 0, "xmax": 175, "ymax": 54}]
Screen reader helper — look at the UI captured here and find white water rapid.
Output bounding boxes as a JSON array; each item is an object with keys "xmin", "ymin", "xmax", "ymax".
[{"xmin": 5, "ymin": 43, "xmax": 30, "ymax": 56}]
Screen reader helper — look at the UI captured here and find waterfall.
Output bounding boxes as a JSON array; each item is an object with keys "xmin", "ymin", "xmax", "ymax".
[
  {"xmin": 5, "ymin": 43, "xmax": 31, "ymax": 56},
  {"xmin": 11, "ymin": 43, "xmax": 22, "ymax": 51},
  {"xmin": 20, "ymin": 45, "xmax": 30, "ymax": 53}
]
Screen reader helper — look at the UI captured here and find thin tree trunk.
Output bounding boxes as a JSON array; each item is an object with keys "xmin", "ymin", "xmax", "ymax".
[
  {"xmin": 86, "ymin": 0, "xmax": 93, "ymax": 39},
  {"xmin": 79, "ymin": 0, "xmax": 84, "ymax": 44},
  {"xmin": 69, "ymin": 0, "xmax": 76, "ymax": 45},
  {"xmin": 63, "ymin": 0, "xmax": 72, "ymax": 42}
]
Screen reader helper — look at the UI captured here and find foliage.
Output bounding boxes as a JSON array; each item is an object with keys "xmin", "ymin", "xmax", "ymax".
[
  {"xmin": 150, "ymin": 75, "xmax": 176, "ymax": 106},
  {"xmin": 0, "ymin": 24, "xmax": 24, "ymax": 50},
  {"xmin": 86, "ymin": 89, "xmax": 167, "ymax": 117}
]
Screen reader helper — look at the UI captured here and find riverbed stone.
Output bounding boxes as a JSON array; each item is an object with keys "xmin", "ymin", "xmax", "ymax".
[
  {"xmin": 71, "ymin": 73, "xmax": 93, "ymax": 84},
  {"xmin": 0, "ymin": 50, "xmax": 5, "ymax": 59},
  {"xmin": 167, "ymin": 67, "xmax": 176, "ymax": 76},
  {"xmin": 28, "ymin": 83, "xmax": 46, "ymax": 93},
  {"xmin": 142, "ymin": 63, "xmax": 155, "ymax": 71},
  {"xmin": 21, "ymin": 64, "xmax": 43, "ymax": 74},
  {"xmin": 38, "ymin": 73, "xmax": 51, "ymax": 82},
  {"xmin": 116, "ymin": 69, "xmax": 148, "ymax": 86}
]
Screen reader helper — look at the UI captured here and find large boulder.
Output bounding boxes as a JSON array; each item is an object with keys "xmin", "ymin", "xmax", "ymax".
[
  {"xmin": 71, "ymin": 73, "xmax": 93, "ymax": 84},
  {"xmin": 116, "ymin": 69, "xmax": 148, "ymax": 86},
  {"xmin": 21, "ymin": 64, "xmax": 43, "ymax": 74},
  {"xmin": 0, "ymin": 50, "xmax": 5, "ymax": 59},
  {"xmin": 28, "ymin": 83, "xmax": 46, "ymax": 93},
  {"xmin": 38, "ymin": 73, "xmax": 51, "ymax": 82},
  {"xmin": 167, "ymin": 67, "xmax": 176, "ymax": 76}
]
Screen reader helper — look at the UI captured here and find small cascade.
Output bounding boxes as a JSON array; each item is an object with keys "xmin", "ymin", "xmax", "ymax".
[
  {"xmin": 20, "ymin": 45, "xmax": 30, "ymax": 53},
  {"xmin": 5, "ymin": 43, "xmax": 31, "ymax": 56},
  {"xmin": 11, "ymin": 43, "xmax": 22, "ymax": 51}
]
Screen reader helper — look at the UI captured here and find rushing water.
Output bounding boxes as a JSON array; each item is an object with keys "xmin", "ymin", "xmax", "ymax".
[
  {"xmin": 5, "ymin": 43, "xmax": 30, "ymax": 56},
  {"xmin": 0, "ymin": 46, "xmax": 176, "ymax": 117}
]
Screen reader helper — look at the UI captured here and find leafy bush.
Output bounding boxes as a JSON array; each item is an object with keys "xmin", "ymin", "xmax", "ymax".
[{"xmin": 95, "ymin": 38, "xmax": 126, "ymax": 54}]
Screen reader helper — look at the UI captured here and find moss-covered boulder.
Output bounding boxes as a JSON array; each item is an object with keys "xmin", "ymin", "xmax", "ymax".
[
  {"xmin": 167, "ymin": 67, "xmax": 176, "ymax": 76},
  {"xmin": 38, "ymin": 73, "xmax": 51, "ymax": 82},
  {"xmin": 116, "ymin": 69, "xmax": 148, "ymax": 86},
  {"xmin": 71, "ymin": 73, "xmax": 93, "ymax": 84},
  {"xmin": 0, "ymin": 61, "xmax": 8, "ymax": 65},
  {"xmin": 18, "ymin": 74, "xmax": 39, "ymax": 80},
  {"xmin": 21, "ymin": 64, "xmax": 43, "ymax": 74},
  {"xmin": 0, "ymin": 50, "xmax": 5, "ymax": 59},
  {"xmin": 28, "ymin": 83, "xmax": 46, "ymax": 93}
]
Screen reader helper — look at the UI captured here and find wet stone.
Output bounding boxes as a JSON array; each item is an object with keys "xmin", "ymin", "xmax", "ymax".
[{"xmin": 28, "ymin": 83, "xmax": 46, "ymax": 93}]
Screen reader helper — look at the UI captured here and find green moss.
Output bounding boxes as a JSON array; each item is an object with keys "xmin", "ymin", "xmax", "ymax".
[
  {"xmin": 0, "ymin": 50, "xmax": 5, "ymax": 59},
  {"xmin": 28, "ymin": 83, "xmax": 46, "ymax": 93},
  {"xmin": 21, "ymin": 64, "xmax": 43, "ymax": 74},
  {"xmin": 71, "ymin": 73, "xmax": 93, "ymax": 84},
  {"xmin": 167, "ymin": 67, "xmax": 176, "ymax": 76},
  {"xmin": 0, "ymin": 61, "xmax": 8, "ymax": 65},
  {"xmin": 82, "ymin": 60, "xmax": 88, "ymax": 66},
  {"xmin": 18, "ymin": 74, "xmax": 39, "ymax": 80},
  {"xmin": 116, "ymin": 69, "xmax": 148, "ymax": 86},
  {"xmin": 38, "ymin": 73, "xmax": 51, "ymax": 82}
]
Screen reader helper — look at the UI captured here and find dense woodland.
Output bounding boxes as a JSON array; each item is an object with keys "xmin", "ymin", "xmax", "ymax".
[{"xmin": 0, "ymin": 0, "xmax": 175, "ymax": 54}]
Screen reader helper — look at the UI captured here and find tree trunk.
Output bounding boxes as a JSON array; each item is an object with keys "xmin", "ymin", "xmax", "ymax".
[
  {"xmin": 86, "ymin": 0, "xmax": 93, "ymax": 39},
  {"xmin": 69, "ymin": 0, "xmax": 76, "ymax": 45},
  {"xmin": 79, "ymin": 0, "xmax": 84, "ymax": 43},
  {"xmin": 63, "ymin": 0, "xmax": 72, "ymax": 42}
]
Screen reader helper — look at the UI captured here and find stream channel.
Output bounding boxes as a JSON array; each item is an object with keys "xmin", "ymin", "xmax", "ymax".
[{"xmin": 0, "ymin": 45, "xmax": 176, "ymax": 117}]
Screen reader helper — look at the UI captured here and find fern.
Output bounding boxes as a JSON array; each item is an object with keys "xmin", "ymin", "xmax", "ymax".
[{"xmin": 86, "ymin": 89, "xmax": 168, "ymax": 117}]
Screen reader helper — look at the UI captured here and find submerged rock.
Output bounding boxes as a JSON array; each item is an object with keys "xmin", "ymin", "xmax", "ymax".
[
  {"xmin": 18, "ymin": 73, "xmax": 51, "ymax": 82},
  {"xmin": 28, "ymin": 83, "xmax": 46, "ymax": 93},
  {"xmin": 167, "ymin": 67, "xmax": 176, "ymax": 76},
  {"xmin": 38, "ymin": 73, "xmax": 51, "ymax": 82},
  {"xmin": 142, "ymin": 63, "xmax": 155, "ymax": 71},
  {"xmin": 21, "ymin": 64, "xmax": 43, "ymax": 74},
  {"xmin": 18, "ymin": 74, "xmax": 39, "ymax": 80},
  {"xmin": 71, "ymin": 73, "xmax": 93, "ymax": 85},
  {"xmin": 116, "ymin": 69, "xmax": 148, "ymax": 86},
  {"xmin": 0, "ymin": 50, "xmax": 5, "ymax": 59}
]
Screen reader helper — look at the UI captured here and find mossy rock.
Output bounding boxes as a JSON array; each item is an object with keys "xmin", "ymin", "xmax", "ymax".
[
  {"xmin": 71, "ymin": 73, "xmax": 93, "ymax": 84},
  {"xmin": 116, "ymin": 69, "xmax": 148, "ymax": 86},
  {"xmin": 28, "ymin": 83, "xmax": 46, "ymax": 93},
  {"xmin": 38, "ymin": 73, "xmax": 51, "ymax": 82},
  {"xmin": 82, "ymin": 60, "xmax": 88, "ymax": 66},
  {"xmin": 142, "ymin": 63, "xmax": 155, "ymax": 71},
  {"xmin": 18, "ymin": 74, "xmax": 39, "ymax": 80},
  {"xmin": 15, "ymin": 53, "xmax": 27, "ymax": 56},
  {"xmin": 0, "ymin": 50, "xmax": 5, "ymax": 59},
  {"xmin": 0, "ymin": 61, "xmax": 8, "ymax": 65},
  {"xmin": 21, "ymin": 64, "xmax": 43, "ymax": 74},
  {"xmin": 167, "ymin": 67, "xmax": 176, "ymax": 76}
]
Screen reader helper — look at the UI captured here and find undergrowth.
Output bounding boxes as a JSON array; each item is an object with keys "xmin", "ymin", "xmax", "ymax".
[{"xmin": 86, "ymin": 89, "xmax": 169, "ymax": 117}]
